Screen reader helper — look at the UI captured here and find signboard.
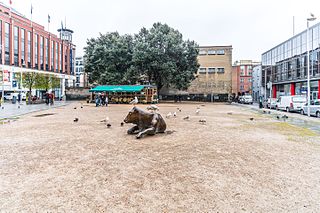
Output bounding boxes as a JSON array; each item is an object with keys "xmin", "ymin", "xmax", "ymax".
[{"xmin": 3, "ymin": 70, "xmax": 10, "ymax": 82}]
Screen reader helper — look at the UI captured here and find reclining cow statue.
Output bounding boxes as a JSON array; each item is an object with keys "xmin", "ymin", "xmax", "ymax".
[{"xmin": 124, "ymin": 107, "xmax": 166, "ymax": 139}]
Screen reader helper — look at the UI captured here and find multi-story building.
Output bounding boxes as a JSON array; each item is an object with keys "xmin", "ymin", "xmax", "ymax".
[
  {"xmin": 262, "ymin": 21, "xmax": 320, "ymax": 100},
  {"xmin": 186, "ymin": 45, "xmax": 233, "ymax": 101},
  {"xmin": 75, "ymin": 56, "xmax": 86, "ymax": 87},
  {"xmin": 0, "ymin": 2, "xmax": 76, "ymax": 98},
  {"xmin": 232, "ymin": 60, "xmax": 260, "ymax": 96},
  {"xmin": 252, "ymin": 64, "xmax": 262, "ymax": 102}
]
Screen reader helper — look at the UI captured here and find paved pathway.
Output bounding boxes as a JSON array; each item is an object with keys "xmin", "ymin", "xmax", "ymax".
[{"xmin": 0, "ymin": 101, "xmax": 69, "ymax": 119}]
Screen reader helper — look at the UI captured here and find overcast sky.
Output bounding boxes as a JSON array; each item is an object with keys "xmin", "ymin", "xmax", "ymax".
[{"xmin": 10, "ymin": 0, "xmax": 320, "ymax": 62}]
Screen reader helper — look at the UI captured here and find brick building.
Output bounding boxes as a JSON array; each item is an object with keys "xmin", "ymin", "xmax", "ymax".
[
  {"xmin": 0, "ymin": 2, "xmax": 75, "ymax": 98},
  {"xmin": 232, "ymin": 60, "xmax": 260, "ymax": 95},
  {"xmin": 187, "ymin": 45, "xmax": 233, "ymax": 101}
]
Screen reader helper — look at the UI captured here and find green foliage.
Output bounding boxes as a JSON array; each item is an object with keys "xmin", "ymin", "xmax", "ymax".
[
  {"xmin": 23, "ymin": 73, "xmax": 60, "ymax": 92},
  {"xmin": 84, "ymin": 32, "xmax": 134, "ymax": 85},
  {"xmin": 84, "ymin": 23, "xmax": 199, "ymax": 91},
  {"xmin": 22, "ymin": 72, "xmax": 39, "ymax": 93}
]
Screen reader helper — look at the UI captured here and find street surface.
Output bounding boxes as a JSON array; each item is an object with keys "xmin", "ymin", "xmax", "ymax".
[{"xmin": 0, "ymin": 102, "xmax": 320, "ymax": 212}]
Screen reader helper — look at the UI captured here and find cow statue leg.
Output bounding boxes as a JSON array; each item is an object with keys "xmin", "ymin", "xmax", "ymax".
[
  {"xmin": 136, "ymin": 127, "xmax": 156, "ymax": 139},
  {"xmin": 127, "ymin": 125, "xmax": 139, "ymax": 134}
]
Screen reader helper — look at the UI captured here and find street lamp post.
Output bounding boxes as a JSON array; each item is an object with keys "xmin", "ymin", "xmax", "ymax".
[{"xmin": 307, "ymin": 14, "xmax": 317, "ymax": 117}]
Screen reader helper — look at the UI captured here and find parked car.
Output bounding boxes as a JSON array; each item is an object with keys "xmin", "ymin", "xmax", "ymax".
[
  {"xmin": 240, "ymin": 95, "xmax": 253, "ymax": 104},
  {"xmin": 276, "ymin": 95, "xmax": 307, "ymax": 112},
  {"xmin": 3, "ymin": 92, "xmax": 26, "ymax": 101},
  {"xmin": 263, "ymin": 98, "xmax": 278, "ymax": 109},
  {"xmin": 301, "ymin": 100, "xmax": 320, "ymax": 117}
]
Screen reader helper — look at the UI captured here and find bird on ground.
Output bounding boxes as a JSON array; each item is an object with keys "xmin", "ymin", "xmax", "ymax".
[
  {"xmin": 1, "ymin": 106, "xmax": 4, "ymax": 109},
  {"xmin": 147, "ymin": 105, "xmax": 159, "ymax": 112},
  {"xmin": 120, "ymin": 122, "xmax": 124, "ymax": 127},
  {"xmin": 196, "ymin": 109, "xmax": 200, "ymax": 115},
  {"xmin": 107, "ymin": 123, "xmax": 112, "ymax": 128},
  {"xmin": 100, "ymin": 117, "xmax": 110, "ymax": 123},
  {"xmin": 177, "ymin": 107, "xmax": 182, "ymax": 112},
  {"xmin": 166, "ymin": 112, "xmax": 172, "ymax": 118},
  {"xmin": 81, "ymin": 106, "xmax": 83, "ymax": 109},
  {"xmin": 249, "ymin": 117, "xmax": 254, "ymax": 121},
  {"xmin": 199, "ymin": 119, "xmax": 206, "ymax": 124},
  {"xmin": 183, "ymin": 115, "xmax": 190, "ymax": 120},
  {"xmin": 227, "ymin": 112, "xmax": 233, "ymax": 115},
  {"xmin": 130, "ymin": 97, "xmax": 138, "ymax": 105},
  {"xmin": 73, "ymin": 118, "xmax": 79, "ymax": 122},
  {"xmin": 18, "ymin": 105, "xmax": 20, "ymax": 109},
  {"xmin": 276, "ymin": 115, "xmax": 280, "ymax": 119},
  {"xmin": 201, "ymin": 104, "xmax": 205, "ymax": 107},
  {"xmin": 263, "ymin": 110, "xmax": 266, "ymax": 114},
  {"xmin": 173, "ymin": 112, "xmax": 177, "ymax": 117},
  {"xmin": 74, "ymin": 107, "xmax": 77, "ymax": 110}
]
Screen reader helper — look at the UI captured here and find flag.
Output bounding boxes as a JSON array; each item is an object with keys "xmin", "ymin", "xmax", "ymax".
[
  {"xmin": 31, "ymin": 4, "xmax": 33, "ymax": 15},
  {"xmin": 48, "ymin": 14, "xmax": 50, "ymax": 23},
  {"xmin": 61, "ymin": 21, "xmax": 63, "ymax": 30}
]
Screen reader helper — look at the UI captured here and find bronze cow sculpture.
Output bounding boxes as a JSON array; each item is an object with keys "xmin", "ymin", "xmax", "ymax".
[{"xmin": 124, "ymin": 107, "xmax": 166, "ymax": 139}]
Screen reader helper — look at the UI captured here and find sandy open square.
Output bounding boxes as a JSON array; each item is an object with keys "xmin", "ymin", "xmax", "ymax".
[{"xmin": 0, "ymin": 102, "xmax": 320, "ymax": 212}]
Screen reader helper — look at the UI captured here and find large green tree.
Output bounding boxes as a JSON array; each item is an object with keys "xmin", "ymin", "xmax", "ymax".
[
  {"xmin": 132, "ymin": 23, "xmax": 199, "ymax": 91},
  {"xmin": 84, "ymin": 23, "xmax": 199, "ymax": 91},
  {"xmin": 84, "ymin": 32, "xmax": 134, "ymax": 85}
]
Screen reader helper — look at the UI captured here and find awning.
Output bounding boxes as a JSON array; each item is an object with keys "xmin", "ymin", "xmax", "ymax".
[{"xmin": 89, "ymin": 85, "xmax": 146, "ymax": 93}]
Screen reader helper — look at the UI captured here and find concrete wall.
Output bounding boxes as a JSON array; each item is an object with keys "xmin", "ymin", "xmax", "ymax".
[{"xmin": 65, "ymin": 87, "xmax": 90, "ymax": 100}]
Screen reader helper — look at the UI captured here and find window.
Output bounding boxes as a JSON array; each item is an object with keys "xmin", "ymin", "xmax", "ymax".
[
  {"xmin": 240, "ymin": 85, "xmax": 244, "ymax": 90},
  {"xmin": 240, "ymin": 78, "xmax": 244, "ymax": 83},
  {"xmin": 217, "ymin": 68, "xmax": 225, "ymax": 73},
  {"xmin": 217, "ymin": 49, "xmax": 225, "ymax": 55},
  {"xmin": 0, "ymin": 20, "xmax": 2, "ymax": 64},
  {"xmin": 249, "ymin": 78, "xmax": 252, "ymax": 82},
  {"xmin": 198, "ymin": 68, "xmax": 206, "ymax": 74},
  {"xmin": 199, "ymin": 50, "xmax": 207, "ymax": 55},
  {"xmin": 14, "ymin": 26, "xmax": 19, "ymax": 66},
  {"xmin": 35, "ymin": 34, "xmax": 38, "ymax": 68},
  {"xmin": 51, "ymin": 41, "xmax": 54, "ymax": 70},
  {"xmin": 4, "ymin": 23, "xmax": 10, "ymax": 65},
  {"xmin": 240, "ymin": 71, "xmax": 244, "ymax": 76},
  {"xmin": 208, "ymin": 50, "xmax": 216, "ymax": 55},
  {"xmin": 248, "ymin": 71, "xmax": 252, "ymax": 75},
  {"xmin": 55, "ymin": 43, "xmax": 58, "ymax": 71},
  {"xmin": 208, "ymin": 67, "xmax": 215, "ymax": 73},
  {"xmin": 27, "ymin": 31, "xmax": 31, "ymax": 67},
  {"xmin": 40, "ymin": 36, "xmax": 44, "ymax": 70},
  {"xmin": 21, "ymin": 29, "xmax": 25, "ymax": 66},
  {"xmin": 45, "ymin": 38, "xmax": 49, "ymax": 70}
]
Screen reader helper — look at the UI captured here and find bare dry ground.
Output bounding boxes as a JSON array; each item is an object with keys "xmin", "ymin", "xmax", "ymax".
[{"xmin": 1, "ymin": 102, "xmax": 320, "ymax": 212}]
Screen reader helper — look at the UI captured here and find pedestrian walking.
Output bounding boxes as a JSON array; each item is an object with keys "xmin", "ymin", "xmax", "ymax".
[{"xmin": 105, "ymin": 95, "xmax": 109, "ymax": 108}]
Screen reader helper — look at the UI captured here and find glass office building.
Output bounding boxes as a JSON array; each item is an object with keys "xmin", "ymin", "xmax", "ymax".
[{"xmin": 262, "ymin": 22, "xmax": 320, "ymax": 100}]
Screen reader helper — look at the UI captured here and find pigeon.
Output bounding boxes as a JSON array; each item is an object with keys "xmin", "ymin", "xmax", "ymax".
[
  {"xmin": 177, "ymin": 107, "xmax": 182, "ymax": 112},
  {"xmin": 173, "ymin": 112, "xmax": 177, "ymax": 117},
  {"xmin": 73, "ymin": 118, "xmax": 79, "ymax": 122},
  {"xmin": 74, "ymin": 107, "xmax": 77, "ymax": 110},
  {"xmin": 196, "ymin": 109, "xmax": 200, "ymax": 115},
  {"xmin": 263, "ymin": 110, "xmax": 266, "ymax": 114},
  {"xmin": 201, "ymin": 104, "xmax": 205, "ymax": 107},
  {"xmin": 100, "ymin": 117, "xmax": 110, "ymax": 123},
  {"xmin": 18, "ymin": 106, "xmax": 20, "ymax": 109},
  {"xmin": 107, "ymin": 123, "xmax": 111, "ymax": 128},
  {"xmin": 81, "ymin": 106, "xmax": 83, "ymax": 109},
  {"xmin": 179, "ymin": 109, "xmax": 182, "ymax": 112},
  {"xmin": 249, "ymin": 117, "xmax": 254, "ymax": 121},
  {"xmin": 199, "ymin": 119, "xmax": 206, "ymax": 124},
  {"xmin": 130, "ymin": 97, "xmax": 138, "ymax": 105},
  {"xmin": 147, "ymin": 105, "xmax": 159, "ymax": 111},
  {"xmin": 120, "ymin": 122, "xmax": 124, "ymax": 127},
  {"xmin": 227, "ymin": 112, "xmax": 233, "ymax": 115},
  {"xmin": 183, "ymin": 115, "xmax": 190, "ymax": 120},
  {"xmin": 276, "ymin": 115, "xmax": 280, "ymax": 119},
  {"xmin": 2, "ymin": 106, "xmax": 4, "ymax": 109},
  {"xmin": 166, "ymin": 112, "xmax": 172, "ymax": 118}
]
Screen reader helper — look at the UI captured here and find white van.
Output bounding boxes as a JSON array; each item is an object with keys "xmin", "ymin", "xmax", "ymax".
[{"xmin": 276, "ymin": 95, "xmax": 307, "ymax": 112}]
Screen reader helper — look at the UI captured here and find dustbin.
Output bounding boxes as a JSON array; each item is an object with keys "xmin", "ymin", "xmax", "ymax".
[{"xmin": 12, "ymin": 96, "xmax": 17, "ymax": 104}]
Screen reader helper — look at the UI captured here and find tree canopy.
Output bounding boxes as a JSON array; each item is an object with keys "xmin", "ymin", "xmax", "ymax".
[{"xmin": 84, "ymin": 22, "xmax": 199, "ymax": 91}]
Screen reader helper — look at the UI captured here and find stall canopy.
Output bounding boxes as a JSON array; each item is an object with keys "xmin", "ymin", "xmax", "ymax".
[{"xmin": 89, "ymin": 85, "xmax": 146, "ymax": 93}]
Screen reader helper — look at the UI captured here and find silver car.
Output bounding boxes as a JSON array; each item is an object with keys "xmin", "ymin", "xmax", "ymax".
[{"xmin": 301, "ymin": 100, "xmax": 320, "ymax": 117}]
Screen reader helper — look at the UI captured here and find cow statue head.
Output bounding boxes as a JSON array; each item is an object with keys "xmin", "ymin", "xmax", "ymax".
[{"xmin": 124, "ymin": 107, "xmax": 142, "ymax": 124}]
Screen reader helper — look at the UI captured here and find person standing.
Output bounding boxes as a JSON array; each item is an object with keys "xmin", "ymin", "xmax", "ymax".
[{"xmin": 105, "ymin": 95, "xmax": 108, "ymax": 108}]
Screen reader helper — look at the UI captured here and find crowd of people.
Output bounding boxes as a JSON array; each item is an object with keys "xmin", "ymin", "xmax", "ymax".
[{"xmin": 95, "ymin": 93, "xmax": 109, "ymax": 107}]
